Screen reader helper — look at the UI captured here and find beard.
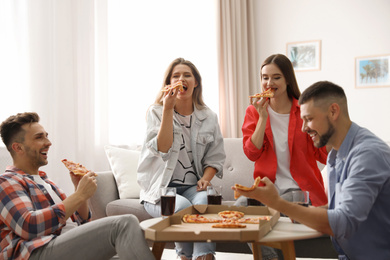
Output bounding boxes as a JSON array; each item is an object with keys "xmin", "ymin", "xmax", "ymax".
[
  {"xmin": 25, "ymin": 145, "xmax": 48, "ymax": 168},
  {"xmin": 308, "ymin": 119, "xmax": 335, "ymax": 148},
  {"xmin": 314, "ymin": 118, "xmax": 335, "ymax": 148}
]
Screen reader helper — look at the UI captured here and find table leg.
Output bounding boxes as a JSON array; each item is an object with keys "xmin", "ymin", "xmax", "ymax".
[
  {"xmin": 279, "ymin": 241, "xmax": 296, "ymax": 260},
  {"xmin": 151, "ymin": 242, "xmax": 165, "ymax": 260},
  {"xmin": 251, "ymin": 242, "xmax": 262, "ymax": 260},
  {"xmin": 253, "ymin": 241, "xmax": 296, "ymax": 260}
]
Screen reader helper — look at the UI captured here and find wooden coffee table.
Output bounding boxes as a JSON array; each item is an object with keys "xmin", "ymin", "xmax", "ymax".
[{"xmin": 140, "ymin": 216, "xmax": 322, "ymax": 260}]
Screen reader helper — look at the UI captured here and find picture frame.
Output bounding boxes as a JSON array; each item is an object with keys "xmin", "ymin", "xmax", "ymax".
[
  {"xmin": 286, "ymin": 40, "xmax": 321, "ymax": 71},
  {"xmin": 355, "ymin": 54, "xmax": 390, "ymax": 88}
]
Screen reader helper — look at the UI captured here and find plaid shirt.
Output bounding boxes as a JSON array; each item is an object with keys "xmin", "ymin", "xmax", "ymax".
[{"xmin": 0, "ymin": 166, "xmax": 91, "ymax": 260}]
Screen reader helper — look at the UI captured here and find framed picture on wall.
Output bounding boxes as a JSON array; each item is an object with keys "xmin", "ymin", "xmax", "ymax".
[
  {"xmin": 286, "ymin": 40, "xmax": 321, "ymax": 71},
  {"xmin": 355, "ymin": 54, "xmax": 390, "ymax": 88}
]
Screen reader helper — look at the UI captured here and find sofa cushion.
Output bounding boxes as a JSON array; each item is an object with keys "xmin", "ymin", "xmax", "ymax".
[
  {"xmin": 104, "ymin": 145, "xmax": 141, "ymax": 199},
  {"xmin": 212, "ymin": 138, "xmax": 255, "ymax": 201}
]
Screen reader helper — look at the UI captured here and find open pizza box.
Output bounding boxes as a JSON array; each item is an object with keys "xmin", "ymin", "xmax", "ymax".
[{"xmin": 144, "ymin": 205, "xmax": 280, "ymax": 242}]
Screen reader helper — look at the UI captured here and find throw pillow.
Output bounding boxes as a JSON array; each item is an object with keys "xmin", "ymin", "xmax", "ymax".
[{"xmin": 104, "ymin": 145, "xmax": 141, "ymax": 199}]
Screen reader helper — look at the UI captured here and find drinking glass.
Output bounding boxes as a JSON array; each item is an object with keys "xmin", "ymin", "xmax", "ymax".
[
  {"xmin": 207, "ymin": 185, "xmax": 222, "ymax": 205},
  {"xmin": 160, "ymin": 187, "xmax": 176, "ymax": 217},
  {"xmin": 291, "ymin": 190, "xmax": 309, "ymax": 223}
]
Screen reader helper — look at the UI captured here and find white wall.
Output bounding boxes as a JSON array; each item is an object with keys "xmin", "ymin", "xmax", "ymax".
[{"xmin": 254, "ymin": 0, "xmax": 390, "ymax": 143}]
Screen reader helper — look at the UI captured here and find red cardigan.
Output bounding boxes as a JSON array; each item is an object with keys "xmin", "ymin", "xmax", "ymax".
[{"xmin": 242, "ymin": 98, "xmax": 328, "ymax": 206}]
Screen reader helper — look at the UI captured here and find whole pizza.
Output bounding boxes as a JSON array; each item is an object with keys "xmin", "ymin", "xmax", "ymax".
[{"xmin": 182, "ymin": 209, "xmax": 270, "ymax": 228}]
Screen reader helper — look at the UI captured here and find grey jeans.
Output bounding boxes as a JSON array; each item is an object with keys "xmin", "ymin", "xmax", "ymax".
[{"xmin": 29, "ymin": 215, "xmax": 154, "ymax": 260}]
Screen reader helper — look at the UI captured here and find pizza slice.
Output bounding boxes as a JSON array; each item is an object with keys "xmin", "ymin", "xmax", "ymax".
[
  {"xmin": 61, "ymin": 159, "xmax": 90, "ymax": 176},
  {"xmin": 212, "ymin": 219, "xmax": 246, "ymax": 228},
  {"xmin": 234, "ymin": 176, "xmax": 261, "ymax": 199},
  {"xmin": 249, "ymin": 88, "xmax": 275, "ymax": 98},
  {"xmin": 218, "ymin": 210, "xmax": 245, "ymax": 220},
  {"xmin": 182, "ymin": 214, "xmax": 220, "ymax": 223},
  {"xmin": 237, "ymin": 216, "xmax": 271, "ymax": 224},
  {"xmin": 161, "ymin": 80, "xmax": 184, "ymax": 93}
]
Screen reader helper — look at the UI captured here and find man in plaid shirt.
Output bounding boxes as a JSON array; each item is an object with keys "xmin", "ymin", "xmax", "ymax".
[{"xmin": 0, "ymin": 112, "xmax": 154, "ymax": 260}]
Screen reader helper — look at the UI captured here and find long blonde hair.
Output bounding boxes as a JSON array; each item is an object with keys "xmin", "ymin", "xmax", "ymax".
[{"xmin": 154, "ymin": 58, "xmax": 206, "ymax": 110}]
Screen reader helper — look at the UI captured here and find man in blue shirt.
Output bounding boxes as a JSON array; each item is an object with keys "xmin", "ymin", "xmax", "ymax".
[{"xmin": 235, "ymin": 81, "xmax": 390, "ymax": 259}]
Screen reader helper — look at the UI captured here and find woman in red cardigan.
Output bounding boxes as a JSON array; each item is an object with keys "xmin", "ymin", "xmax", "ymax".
[{"xmin": 240, "ymin": 54, "xmax": 328, "ymax": 208}]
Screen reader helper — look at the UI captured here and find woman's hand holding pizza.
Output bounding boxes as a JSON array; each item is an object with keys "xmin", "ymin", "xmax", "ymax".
[
  {"xmin": 250, "ymin": 88, "xmax": 275, "ymax": 119},
  {"xmin": 162, "ymin": 86, "xmax": 178, "ymax": 111},
  {"xmin": 251, "ymin": 96, "xmax": 270, "ymax": 119},
  {"xmin": 162, "ymin": 80, "xmax": 184, "ymax": 110}
]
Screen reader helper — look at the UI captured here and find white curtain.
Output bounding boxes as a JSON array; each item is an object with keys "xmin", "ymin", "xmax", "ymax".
[
  {"xmin": 0, "ymin": 0, "xmax": 109, "ymax": 194},
  {"xmin": 0, "ymin": 0, "xmax": 227, "ymax": 194},
  {"xmin": 217, "ymin": 0, "xmax": 258, "ymax": 138}
]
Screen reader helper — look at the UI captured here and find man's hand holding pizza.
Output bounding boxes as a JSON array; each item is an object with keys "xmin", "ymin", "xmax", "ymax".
[
  {"xmin": 74, "ymin": 172, "xmax": 97, "ymax": 200},
  {"xmin": 62, "ymin": 159, "xmax": 97, "ymax": 219},
  {"xmin": 232, "ymin": 177, "xmax": 281, "ymax": 208}
]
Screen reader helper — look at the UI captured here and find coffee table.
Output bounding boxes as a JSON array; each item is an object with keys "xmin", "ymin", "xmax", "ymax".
[{"xmin": 140, "ymin": 216, "xmax": 322, "ymax": 260}]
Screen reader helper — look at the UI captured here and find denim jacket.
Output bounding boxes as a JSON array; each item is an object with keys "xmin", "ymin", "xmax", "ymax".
[{"xmin": 137, "ymin": 105, "xmax": 226, "ymax": 204}]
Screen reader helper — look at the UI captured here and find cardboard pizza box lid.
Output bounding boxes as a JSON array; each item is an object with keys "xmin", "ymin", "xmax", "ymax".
[{"xmin": 144, "ymin": 205, "xmax": 279, "ymax": 242}]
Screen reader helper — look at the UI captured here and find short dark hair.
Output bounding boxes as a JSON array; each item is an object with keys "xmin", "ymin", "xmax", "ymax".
[
  {"xmin": 299, "ymin": 81, "xmax": 346, "ymax": 105},
  {"xmin": 0, "ymin": 112, "xmax": 40, "ymax": 152}
]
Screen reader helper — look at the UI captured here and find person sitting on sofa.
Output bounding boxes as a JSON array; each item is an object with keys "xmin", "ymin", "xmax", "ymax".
[
  {"xmin": 0, "ymin": 112, "xmax": 154, "ymax": 260},
  {"xmin": 234, "ymin": 81, "xmax": 390, "ymax": 260},
  {"xmin": 137, "ymin": 57, "xmax": 226, "ymax": 260}
]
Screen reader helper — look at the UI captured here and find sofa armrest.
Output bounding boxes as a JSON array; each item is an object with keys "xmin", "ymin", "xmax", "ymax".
[{"xmin": 88, "ymin": 171, "xmax": 119, "ymax": 220}]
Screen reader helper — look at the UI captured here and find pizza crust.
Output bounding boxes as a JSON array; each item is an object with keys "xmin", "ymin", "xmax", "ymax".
[{"xmin": 211, "ymin": 223, "xmax": 246, "ymax": 228}]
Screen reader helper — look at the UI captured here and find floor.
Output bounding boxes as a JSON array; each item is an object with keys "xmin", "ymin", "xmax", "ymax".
[
  {"xmin": 161, "ymin": 249, "xmax": 252, "ymax": 260},
  {"xmin": 160, "ymin": 249, "xmax": 336, "ymax": 260}
]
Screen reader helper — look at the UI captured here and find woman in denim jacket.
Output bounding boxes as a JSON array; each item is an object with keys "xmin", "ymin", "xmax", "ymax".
[{"xmin": 137, "ymin": 58, "xmax": 225, "ymax": 260}]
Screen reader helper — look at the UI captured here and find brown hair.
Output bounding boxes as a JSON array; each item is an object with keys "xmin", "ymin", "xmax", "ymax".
[
  {"xmin": 154, "ymin": 58, "xmax": 206, "ymax": 110},
  {"xmin": 0, "ymin": 112, "xmax": 40, "ymax": 153},
  {"xmin": 261, "ymin": 54, "xmax": 301, "ymax": 100}
]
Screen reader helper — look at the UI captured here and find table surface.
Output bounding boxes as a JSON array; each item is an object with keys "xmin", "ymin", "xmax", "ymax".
[{"xmin": 140, "ymin": 216, "xmax": 322, "ymax": 243}]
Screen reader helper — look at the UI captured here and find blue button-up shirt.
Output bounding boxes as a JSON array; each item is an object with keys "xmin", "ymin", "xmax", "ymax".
[{"xmin": 327, "ymin": 122, "xmax": 390, "ymax": 259}]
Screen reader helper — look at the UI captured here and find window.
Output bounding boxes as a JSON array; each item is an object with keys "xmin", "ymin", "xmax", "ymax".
[
  {"xmin": 107, "ymin": 0, "xmax": 219, "ymax": 146},
  {"xmin": 0, "ymin": 2, "xmax": 29, "ymax": 144}
]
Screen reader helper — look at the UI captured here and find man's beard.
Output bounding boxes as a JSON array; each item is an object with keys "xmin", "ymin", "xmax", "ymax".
[
  {"xmin": 316, "ymin": 119, "xmax": 335, "ymax": 148},
  {"xmin": 25, "ymin": 145, "xmax": 48, "ymax": 168}
]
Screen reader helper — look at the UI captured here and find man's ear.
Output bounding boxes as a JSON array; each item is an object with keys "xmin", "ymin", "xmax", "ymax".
[
  {"xmin": 11, "ymin": 142, "xmax": 23, "ymax": 154},
  {"xmin": 329, "ymin": 103, "xmax": 341, "ymax": 120}
]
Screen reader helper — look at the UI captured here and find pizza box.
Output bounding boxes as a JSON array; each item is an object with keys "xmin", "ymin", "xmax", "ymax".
[{"xmin": 144, "ymin": 205, "xmax": 279, "ymax": 242}]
